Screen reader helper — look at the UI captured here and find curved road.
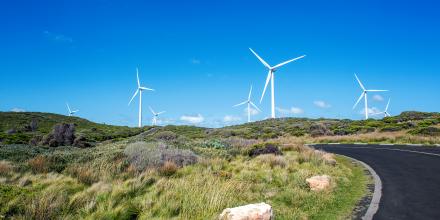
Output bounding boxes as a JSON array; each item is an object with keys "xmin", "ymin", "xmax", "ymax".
[{"xmin": 313, "ymin": 144, "xmax": 440, "ymax": 220}]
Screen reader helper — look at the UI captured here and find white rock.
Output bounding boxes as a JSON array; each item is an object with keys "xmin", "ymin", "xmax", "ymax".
[
  {"xmin": 219, "ymin": 202, "xmax": 273, "ymax": 220},
  {"xmin": 306, "ymin": 175, "xmax": 331, "ymax": 192}
]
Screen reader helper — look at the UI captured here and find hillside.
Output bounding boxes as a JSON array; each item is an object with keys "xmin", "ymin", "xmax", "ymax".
[
  {"xmin": 1, "ymin": 111, "xmax": 440, "ymax": 146},
  {"xmin": 0, "ymin": 111, "xmax": 439, "ymax": 219},
  {"xmin": 0, "ymin": 112, "xmax": 148, "ymax": 145}
]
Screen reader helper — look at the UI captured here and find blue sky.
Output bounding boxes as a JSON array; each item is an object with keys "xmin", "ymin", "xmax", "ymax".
[{"xmin": 0, "ymin": 0, "xmax": 439, "ymax": 127}]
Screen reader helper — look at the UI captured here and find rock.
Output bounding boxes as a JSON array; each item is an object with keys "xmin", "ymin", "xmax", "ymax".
[
  {"xmin": 322, "ymin": 153, "xmax": 337, "ymax": 166},
  {"xmin": 306, "ymin": 175, "xmax": 331, "ymax": 192},
  {"xmin": 219, "ymin": 203, "xmax": 273, "ymax": 220},
  {"xmin": 18, "ymin": 177, "xmax": 32, "ymax": 187}
]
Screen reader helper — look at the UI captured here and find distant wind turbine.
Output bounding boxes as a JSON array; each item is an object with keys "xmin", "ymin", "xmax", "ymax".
[
  {"xmin": 149, "ymin": 106, "xmax": 165, "ymax": 126},
  {"xmin": 249, "ymin": 48, "xmax": 305, "ymax": 118},
  {"xmin": 233, "ymin": 85, "xmax": 261, "ymax": 122},
  {"xmin": 353, "ymin": 74, "xmax": 388, "ymax": 120},
  {"xmin": 129, "ymin": 68, "xmax": 154, "ymax": 127},
  {"xmin": 66, "ymin": 103, "xmax": 79, "ymax": 117},
  {"xmin": 372, "ymin": 99, "xmax": 391, "ymax": 118}
]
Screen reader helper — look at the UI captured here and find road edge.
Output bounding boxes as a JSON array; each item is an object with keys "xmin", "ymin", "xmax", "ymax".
[{"xmin": 341, "ymin": 155, "xmax": 382, "ymax": 220}]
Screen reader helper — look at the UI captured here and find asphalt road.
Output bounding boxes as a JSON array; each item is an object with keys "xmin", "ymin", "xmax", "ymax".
[{"xmin": 313, "ymin": 144, "xmax": 440, "ymax": 220}]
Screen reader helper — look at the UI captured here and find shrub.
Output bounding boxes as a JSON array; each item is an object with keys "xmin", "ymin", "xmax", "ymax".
[
  {"xmin": 73, "ymin": 136, "xmax": 93, "ymax": 148},
  {"xmin": 309, "ymin": 123, "xmax": 332, "ymax": 137},
  {"xmin": 124, "ymin": 142, "xmax": 198, "ymax": 171},
  {"xmin": 158, "ymin": 161, "xmax": 179, "ymax": 176},
  {"xmin": 41, "ymin": 123, "xmax": 76, "ymax": 147},
  {"xmin": 409, "ymin": 127, "xmax": 440, "ymax": 136},
  {"xmin": 29, "ymin": 135, "xmax": 43, "ymax": 146},
  {"xmin": 248, "ymin": 143, "xmax": 282, "ymax": 157},
  {"xmin": 154, "ymin": 131, "xmax": 178, "ymax": 141},
  {"xmin": 380, "ymin": 125, "xmax": 404, "ymax": 132},
  {"xmin": 201, "ymin": 139, "xmax": 229, "ymax": 149},
  {"xmin": 28, "ymin": 155, "xmax": 49, "ymax": 173}
]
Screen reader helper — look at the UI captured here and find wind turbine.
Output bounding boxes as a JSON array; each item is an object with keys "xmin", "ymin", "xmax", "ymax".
[
  {"xmin": 149, "ymin": 106, "xmax": 165, "ymax": 126},
  {"xmin": 129, "ymin": 68, "xmax": 154, "ymax": 127},
  {"xmin": 66, "ymin": 103, "xmax": 79, "ymax": 117},
  {"xmin": 372, "ymin": 99, "xmax": 391, "ymax": 118},
  {"xmin": 233, "ymin": 85, "xmax": 261, "ymax": 122},
  {"xmin": 249, "ymin": 48, "xmax": 305, "ymax": 118},
  {"xmin": 353, "ymin": 74, "xmax": 388, "ymax": 120}
]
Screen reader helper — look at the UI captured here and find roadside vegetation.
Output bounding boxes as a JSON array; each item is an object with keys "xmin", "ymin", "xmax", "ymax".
[{"xmin": 1, "ymin": 110, "xmax": 438, "ymax": 219}]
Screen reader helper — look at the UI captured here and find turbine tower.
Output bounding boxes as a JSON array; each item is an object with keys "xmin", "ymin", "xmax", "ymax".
[
  {"xmin": 233, "ymin": 85, "xmax": 261, "ymax": 122},
  {"xmin": 372, "ymin": 99, "xmax": 391, "ymax": 118},
  {"xmin": 66, "ymin": 103, "xmax": 79, "ymax": 117},
  {"xmin": 129, "ymin": 68, "xmax": 154, "ymax": 127},
  {"xmin": 353, "ymin": 74, "xmax": 388, "ymax": 120},
  {"xmin": 149, "ymin": 106, "xmax": 165, "ymax": 126},
  {"xmin": 249, "ymin": 48, "xmax": 305, "ymax": 118}
]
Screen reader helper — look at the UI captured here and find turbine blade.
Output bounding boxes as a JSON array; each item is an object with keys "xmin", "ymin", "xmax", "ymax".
[
  {"xmin": 148, "ymin": 106, "xmax": 155, "ymax": 115},
  {"xmin": 250, "ymin": 101, "xmax": 262, "ymax": 112},
  {"xmin": 66, "ymin": 103, "xmax": 71, "ymax": 112},
  {"xmin": 366, "ymin": 90, "xmax": 388, "ymax": 92},
  {"xmin": 354, "ymin": 74, "xmax": 366, "ymax": 91},
  {"xmin": 272, "ymin": 55, "xmax": 306, "ymax": 69},
  {"xmin": 371, "ymin": 111, "xmax": 384, "ymax": 115},
  {"xmin": 353, "ymin": 92, "xmax": 365, "ymax": 109},
  {"xmin": 140, "ymin": 86, "xmax": 154, "ymax": 91},
  {"xmin": 128, "ymin": 89, "xmax": 139, "ymax": 105},
  {"xmin": 249, "ymin": 48, "xmax": 271, "ymax": 69},
  {"xmin": 136, "ymin": 68, "xmax": 140, "ymax": 88},
  {"xmin": 157, "ymin": 111, "xmax": 166, "ymax": 115},
  {"xmin": 248, "ymin": 85, "xmax": 253, "ymax": 100},
  {"xmin": 233, "ymin": 100, "xmax": 248, "ymax": 107},
  {"xmin": 260, "ymin": 70, "xmax": 272, "ymax": 103},
  {"xmin": 385, "ymin": 99, "xmax": 390, "ymax": 111}
]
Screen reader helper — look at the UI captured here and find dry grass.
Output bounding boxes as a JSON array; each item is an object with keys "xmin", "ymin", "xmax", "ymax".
[
  {"xmin": 158, "ymin": 161, "xmax": 179, "ymax": 176},
  {"xmin": 277, "ymin": 131, "xmax": 440, "ymax": 145},
  {"xmin": 0, "ymin": 160, "xmax": 14, "ymax": 175},
  {"xmin": 28, "ymin": 155, "xmax": 49, "ymax": 173},
  {"xmin": 256, "ymin": 154, "xmax": 287, "ymax": 168}
]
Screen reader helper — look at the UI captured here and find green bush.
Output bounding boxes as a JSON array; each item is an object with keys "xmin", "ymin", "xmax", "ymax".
[{"xmin": 408, "ymin": 127, "xmax": 440, "ymax": 136}]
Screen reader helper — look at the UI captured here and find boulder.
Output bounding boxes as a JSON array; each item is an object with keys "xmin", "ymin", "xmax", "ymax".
[
  {"xmin": 322, "ymin": 153, "xmax": 337, "ymax": 166},
  {"xmin": 219, "ymin": 202, "xmax": 273, "ymax": 220},
  {"xmin": 306, "ymin": 175, "xmax": 331, "ymax": 192}
]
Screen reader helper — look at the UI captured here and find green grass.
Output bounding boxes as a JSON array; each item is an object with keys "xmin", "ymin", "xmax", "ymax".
[{"xmin": 0, "ymin": 141, "xmax": 368, "ymax": 219}]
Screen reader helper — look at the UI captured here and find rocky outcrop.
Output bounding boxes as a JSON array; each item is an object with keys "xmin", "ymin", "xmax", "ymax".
[
  {"xmin": 306, "ymin": 175, "xmax": 331, "ymax": 192},
  {"xmin": 219, "ymin": 203, "xmax": 273, "ymax": 220}
]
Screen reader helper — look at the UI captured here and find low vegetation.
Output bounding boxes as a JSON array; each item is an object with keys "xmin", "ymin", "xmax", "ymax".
[{"xmin": 1, "ymin": 110, "xmax": 439, "ymax": 219}]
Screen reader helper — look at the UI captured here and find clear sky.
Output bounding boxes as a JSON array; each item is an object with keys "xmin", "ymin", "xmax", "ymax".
[{"xmin": 0, "ymin": 0, "xmax": 439, "ymax": 127}]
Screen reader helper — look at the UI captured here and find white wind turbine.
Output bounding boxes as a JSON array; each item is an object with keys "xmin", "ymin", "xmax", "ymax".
[
  {"xmin": 249, "ymin": 48, "xmax": 305, "ymax": 118},
  {"xmin": 233, "ymin": 85, "xmax": 261, "ymax": 122},
  {"xmin": 353, "ymin": 74, "xmax": 388, "ymax": 120},
  {"xmin": 372, "ymin": 99, "xmax": 391, "ymax": 118},
  {"xmin": 149, "ymin": 106, "xmax": 165, "ymax": 126},
  {"xmin": 66, "ymin": 103, "xmax": 79, "ymax": 117},
  {"xmin": 129, "ymin": 68, "xmax": 154, "ymax": 127}
]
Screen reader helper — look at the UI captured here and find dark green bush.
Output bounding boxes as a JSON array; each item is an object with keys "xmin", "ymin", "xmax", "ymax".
[
  {"xmin": 248, "ymin": 143, "xmax": 282, "ymax": 157},
  {"xmin": 408, "ymin": 127, "xmax": 440, "ymax": 136}
]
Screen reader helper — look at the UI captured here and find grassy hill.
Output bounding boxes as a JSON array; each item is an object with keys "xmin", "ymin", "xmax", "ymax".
[
  {"xmin": 1, "ymin": 111, "xmax": 440, "ymax": 146},
  {"xmin": 0, "ymin": 112, "xmax": 148, "ymax": 145}
]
